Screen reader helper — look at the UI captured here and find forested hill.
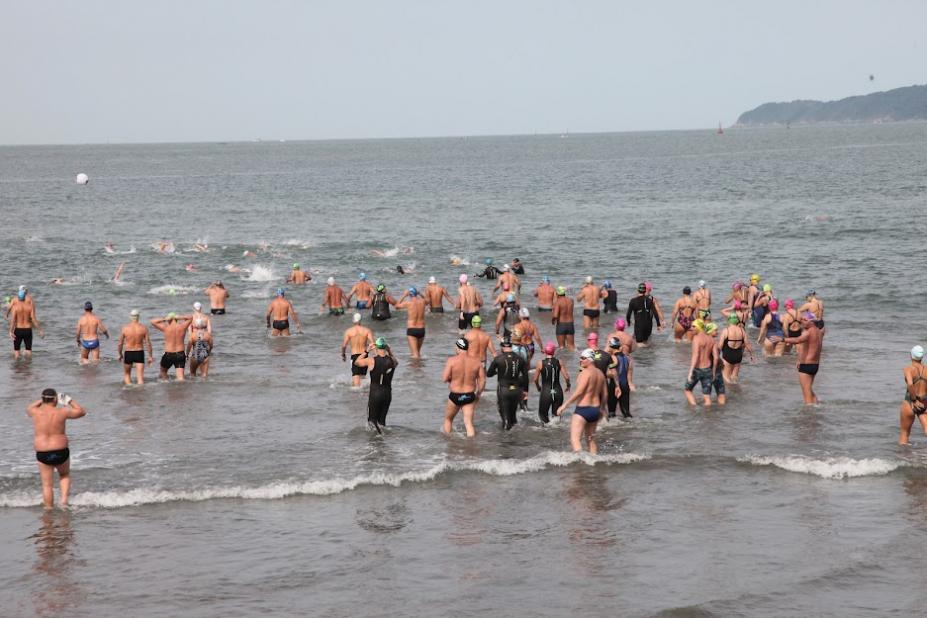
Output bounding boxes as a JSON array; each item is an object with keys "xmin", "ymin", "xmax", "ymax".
[{"xmin": 735, "ymin": 84, "xmax": 927, "ymax": 126}]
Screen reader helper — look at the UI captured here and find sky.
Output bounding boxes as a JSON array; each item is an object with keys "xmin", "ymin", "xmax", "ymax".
[{"xmin": 1, "ymin": 0, "xmax": 924, "ymax": 145}]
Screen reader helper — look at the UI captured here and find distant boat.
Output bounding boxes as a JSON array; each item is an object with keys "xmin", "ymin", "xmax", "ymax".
[{"xmin": 717, "ymin": 122, "xmax": 724, "ymax": 135}]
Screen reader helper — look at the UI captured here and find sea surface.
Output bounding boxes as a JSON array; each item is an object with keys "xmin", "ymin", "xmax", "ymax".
[{"xmin": 2, "ymin": 125, "xmax": 927, "ymax": 617}]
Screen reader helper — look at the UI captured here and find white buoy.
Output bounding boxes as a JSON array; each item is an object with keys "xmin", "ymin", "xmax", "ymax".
[{"xmin": 75, "ymin": 173, "xmax": 89, "ymax": 185}]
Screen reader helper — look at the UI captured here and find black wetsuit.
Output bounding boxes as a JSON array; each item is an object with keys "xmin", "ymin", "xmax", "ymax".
[
  {"xmin": 500, "ymin": 304, "xmax": 518, "ymax": 337},
  {"xmin": 614, "ymin": 352, "xmax": 631, "ymax": 418},
  {"xmin": 487, "ymin": 351, "xmax": 528, "ymax": 430},
  {"xmin": 537, "ymin": 357, "xmax": 564, "ymax": 424},
  {"xmin": 626, "ymin": 294, "xmax": 660, "ymax": 343},
  {"xmin": 512, "ymin": 263, "xmax": 525, "ymax": 275},
  {"xmin": 367, "ymin": 354, "xmax": 396, "ymax": 429},
  {"xmin": 603, "ymin": 289, "xmax": 618, "ymax": 313},
  {"xmin": 477, "ymin": 265, "xmax": 501, "ymax": 280},
  {"xmin": 371, "ymin": 292, "xmax": 391, "ymax": 321}
]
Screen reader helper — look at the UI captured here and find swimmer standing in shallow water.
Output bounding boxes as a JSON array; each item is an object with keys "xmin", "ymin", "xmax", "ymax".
[
  {"xmin": 28, "ymin": 389, "xmax": 86, "ymax": 508},
  {"xmin": 266, "ymin": 288, "xmax": 302, "ymax": 336},
  {"xmin": 900, "ymin": 345, "xmax": 927, "ymax": 445},
  {"xmin": 75, "ymin": 301, "xmax": 109, "ymax": 363},
  {"xmin": 558, "ymin": 349, "xmax": 607, "ymax": 453}
]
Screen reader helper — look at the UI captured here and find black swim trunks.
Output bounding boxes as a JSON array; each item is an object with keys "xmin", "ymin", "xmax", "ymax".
[
  {"xmin": 407, "ymin": 327, "xmax": 425, "ymax": 339},
  {"xmin": 272, "ymin": 319, "xmax": 289, "ymax": 331},
  {"xmin": 36, "ymin": 448, "xmax": 70, "ymax": 466},
  {"xmin": 448, "ymin": 392, "xmax": 476, "ymax": 406},
  {"xmin": 583, "ymin": 309, "xmax": 600, "ymax": 319},
  {"xmin": 210, "ymin": 308, "xmax": 226, "ymax": 315},
  {"xmin": 537, "ymin": 306, "xmax": 552, "ymax": 312},
  {"xmin": 329, "ymin": 308, "xmax": 345, "ymax": 316},
  {"xmin": 351, "ymin": 353, "xmax": 368, "ymax": 376},
  {"xmin": 430, "ymin": 306, "xmax": 444, "ymax": 313},
  {"xmin": 555, "ymin": 322, "xmax": 575, "ymax": 336},
  {"xmin": 798, "ymin": 363, "xmax": 819, "ymax": 376},
  {"xmin": 13, "ymin": 327, "xmax": 32, "ymax": 351},
  {"xmin": 160, "ymin": 351, "xmax": 186, "ymax": 370},
  {"xmin": 123, "ymin": 350, "xmax": 145, "ymax": 365},
  {"xmin": 459, "ymin": 311, "xmax": 479, "ymax": 330},
  {"xmin": 685, "ymin": 367, "xmax": 714, "ymax": 395}
]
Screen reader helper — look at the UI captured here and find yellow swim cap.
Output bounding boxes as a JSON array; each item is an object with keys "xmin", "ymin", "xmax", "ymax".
[
  {"xmin": 693, "ymin": 319, "xmax": 706, "ymax": 332},
  {"xmin": 750, "ymin": 274, "xmax": 760, "ymax": 283}
]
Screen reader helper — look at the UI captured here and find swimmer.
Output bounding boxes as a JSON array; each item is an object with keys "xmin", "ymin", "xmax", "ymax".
[
  {"xmin": 486, "ymin": 338, "xmax": 528, "ymax": 430},
  {"xmin": 476, "ymin": 258, "xmax": 500, "ymax": 280},
  {"xmin": 534, "ymin": 342, "xmax": 571, "ymax": 424},
  {"xmin": 601, "ymin": 280, "xmax": 618, "ymax": 314},
  {"xmin": 205, "ymin": 281, "xmax": 229, "ymax": 315},
  {"xmin": 456, "ymin": 274, "xmax": 483, "ymax": 331},
  {"xmin": 494, "ymin": 264, "xmax": 521, "ymax": 295},
  {"xmin": 242, "ymin": 250, "xmax": 257, "ymax": 258},
  {"xmin": 287, "ymin": 263, "xmax": 312, "ymax": 285},
  {"xmin": 186, "ymin": 319, "xmax": 213, "ymax": 378},
  {"xmin": 150, "ymin": 313, "xmax": 194, "ymax": 381},
  {"xmin": 757, "ymin": 298, "xmax": 786, "ymax": 356},
  {"xmin": 720, "ymin": 299, "xmax": 750, "ymax": 327},
  {"xmin": 552, "ymin": 286, "xmax": 576, "ymax": 350},
  {"xmin": 185, "ymin": 263, "xmax": 197, "ymax": 272},
  {"xmin": 27, "ymin": 389, "xmax": 86, "ymax": 508},
  {"xmin": 189, "ymin": 301, "xmax": 212, "ymax": 334},
  {"xmin": 693, "ymin": 280, "xmax": 711, "ymax": 312},
  {"xmin": 607, "ymin": 318, "xmax": 636, "ymax": 355},
  {"xmin": 117, "ymin": 310, "xmax": 154, "ymax": 385},
  {"xmin": 705, "ymin": 322, "xmax": 726, "ymax": 403},
  {"xmin": 626, "ymin": 282, "xmax": 663, "ymax": 346},
  {"xmin": 781, "ymin": 299, "xmax": 803, "ymax": 353},
  {"xmin": 719, "ymin": 314, "xmax": 753, "ymax": 383},
  {"xmin": 266, "ymin": 288, "xmax": 302, "ymax": 336},
  {"xmin": 193, "ymin": 241, "xmax": 209, "ymax": 253},
  {"xmin": 396, "ymin": 287, "xmax": 427, "ymax": 359},
  {"xmin": 900, "ymin": 345, "xmax": 927, "ymax": 445},
  {"xmin": 112, "ymin": 261, "xmax": 126, "ymax": 282},
  {"xmin": 104, "ymin": 242, "xmax": 116, "ymax": 254},
  {"xmin": 50, "ymin": 278, "xmax": 66, "ymax": 286},
  {"xmin": 798, "ymin": 289, "xmax": 824, "ymax": 321},
  {"xmin": 557, "ymin": 349, "xmax": 607, "ymax": 453},
  {"xmin": 371, "ymin": 284, "xmax": 398, "ymax": 321},
  {"xmin": 354, "ymin": 337, "xmax": 399, "ymax": 433},
  {"xmin": 464, "ymin": 315, "xmax": 496, "ymax": 366},
  {"xmin": 515, "ymin": 308, "xmax": 543, "ymax": 363},
  {"xmin": 341, "ymin": 313, "xmax": 375, "ymax": 387},
  {"xmin": 511, "ymin": 258, "xmax": 525, "ymax": 275},
  {"xmin": 423, "ymin": 276, "xmax": 454, "ymax": 313},
  {"xmin": 493, "ymin": 283, "xmax": 518, "ymax": 310},
  {"xmin": 576, "ymin": 276, "xmax": 606, "ymax": 329},
  {"xmin": 609, "ymin": 337, "xmax": 635, "ymax": 418},
  {"xmin": 725, "ymin": 280, "xmax": 748, "ymax": 305},
  {"xmin": 442, "ymin": 338, "xmax": 486, "ymax": 437},
  {"xmin": 670, "ymin": 286, "xmax": 698, "ymax": 342},
  {"xmin": 534, "ymin": 276, "xmax": 556, "ymax": 312},
  {"xmin": 321, "ymin": 277, "xmax": 348, "ymax": 316},
  {"xmin": 75, "ymin": 301, "xmax": 109, "ymax": 363},
  {"xmin": 684, "ymin": 320, "xmax": 723, "ymax": 407},
  {"xmin": 495, "ymin": 294, "xmax": 520, "ymax": 338},
  {"xmin": 752, "ymin": 283, "xmax": 773, "ymax": 328},
  {"xmin": 347, "ymin": 273, "xmax": 374, "ymax": 310},
  {"xmin": 9, "ymin": 287, "xmax": 43, "ymax": 360},
  {"xmin": 746, "ymin": 274, "xmax": 763, "ymax": 326},
  {"xmin": 783, "ymin": 312, "xmax": 824, "ymax": 405}
]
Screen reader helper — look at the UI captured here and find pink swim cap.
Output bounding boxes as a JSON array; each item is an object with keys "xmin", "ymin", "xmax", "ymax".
[
  {"xmin": 587, "ymin": 332, "xmax": 598, "ymax": 341},
  {"xmin": 769, "ymin": 299, "xmax": 779, "ymax": 311},
  {"xmin": 544, "ymin": 342, "xmax": 556, "ymax": 355},
  {"xmin": 614, "ymin": 318, "xmax": 626, "ymax": 331},
  {"xmin": 732, "ymin": 281, "xmax": 743, "ymax": 290},
  {"xmin": 459, "ymin": 274, "xmax": 468, "ymax": 284},
  {"xmin": 785, "ymin": 298, "xmax": 794, "ymax": 309},
  {"xmin": 645, "ymin": 281, "xmax": 653, "ymax": 292}
]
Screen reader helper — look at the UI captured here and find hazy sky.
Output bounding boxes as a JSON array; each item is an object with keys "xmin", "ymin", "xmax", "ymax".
[{"xmin": 2, "ymin": 0, "xmax": 924, "ymax": 144}]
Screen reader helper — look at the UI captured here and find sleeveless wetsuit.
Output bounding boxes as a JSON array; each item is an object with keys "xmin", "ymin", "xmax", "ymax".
[
  {"xmin": 371, "ymin": 292, "xmax": 391, "ymax": 321},
  {"xmin": 368, "ymin": 355, "xmax": 396, "ymax": 429},
  {"xmin": 614, "ymin": 353, "xmax": 631, "ymax": 418},
  {"xmin": 603, "ymin": 289, "xmax": 618, "ymax": 313},
  {"xmin": 537, "ymin": 357, "xmax": 564, "ymax": 424}
]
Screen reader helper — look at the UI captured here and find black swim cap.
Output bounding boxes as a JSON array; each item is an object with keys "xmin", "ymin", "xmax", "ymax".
[
  {"xmin": 41, "ymin": 388, "xmax": 57, "ymax": 402},
  {"xmin": 683, "ymin": 287, "xmax": 691, "ymax": 295},
  {"xmin": 638, "ymin": 283, "xmax": 647, "ymax": 293},
  {"xmin": 455, "ymin": 338, "xmax": 469, "ymax": 350},
  {"xmin": 84, "ymin": 301, "xmax": 93, "ymax": 310},
  {"xmin": 501, "ymin": 337, "xmax": 512, "ymax": 347}
]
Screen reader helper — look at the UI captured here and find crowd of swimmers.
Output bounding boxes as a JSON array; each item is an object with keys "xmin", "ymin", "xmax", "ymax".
[{"xmin": 4, "ymin": 256, "xmax": 855, "ymax": 509}]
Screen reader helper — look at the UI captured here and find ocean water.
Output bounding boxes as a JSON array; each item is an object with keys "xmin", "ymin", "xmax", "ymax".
[{"xmin": 2, "ymin": 125, "xmax": 927, "ymax": 617}]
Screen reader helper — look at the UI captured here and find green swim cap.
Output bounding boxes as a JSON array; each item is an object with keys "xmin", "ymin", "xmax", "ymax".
[
  {"xmin": 763, "ymin": 283, "xmax": 772, "ymax": 293},
  {"xmin": 375, "ymin": 337, "xmax": 387, "ymax": 349},
  {"xmin": 727, "ymin": 314, "xmax": 739, "ymax": 325},
  {"xmin": 376, "ymin": 284, "xmax": 385, "ymax": 292},
  {"xmin": 471, "ymin": 315, "xmax": 482, "ymax": 327},
  {"xmin": 556, "ymin": 286, "xmax": 566, "ymax": 296},
  {"xmin": 705, "ymin": 323, "xmax": 718, "ymax": 335},
  {"xmin": 167, "ymin": 312, "xmax": 178, "ymax": 321},
  {"xmin": 293, "ymin": 263, "xmax": 300, "ymax": 269}
]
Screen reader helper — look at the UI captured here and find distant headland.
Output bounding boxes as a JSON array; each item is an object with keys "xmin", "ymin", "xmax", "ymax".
[{"xmin": 735, "ymin": 84, "xmax": 927, "ymax": 127}]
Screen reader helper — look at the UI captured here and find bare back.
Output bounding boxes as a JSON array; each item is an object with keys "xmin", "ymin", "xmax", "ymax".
[
  {"xmin": 444, "ymin": 354, "xmax": 484, "ymax": 392},
  {"xmin": 29, "ymin": 403, "xmax": 70, "ymax": 451},
  {"xmin": 121, "ymin": 322, "xmax": 150, "ymax": 351}
]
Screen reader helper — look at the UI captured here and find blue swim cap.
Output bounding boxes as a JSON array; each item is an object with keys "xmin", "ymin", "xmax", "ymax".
[
  {"xmin": 604, "ymin": 280, "xmax": 612, "ymax": 289},
  {"xmin": 276, "ymin": 287, "xmax": 285, "ymax": 296},
  {"xmin": 485, "ymin": 258, "xmax": 493, "ymax": 265},
  {"xmin": 507, "ymin": 293, "xmax": 515, "ymax": 302},
  {"xmin": 360, "ymin": 272, "xmax": 367, "ymax": 280},
  {"xmin": 543, "ymin": 276, "xmax": 550, "ymax": 283},
  {"xmin": 409, "ymin": 287, "xmax": 418, "ymax": 296},
  {"xmin": 17, "ymin": 290, "xmax": 26, "ymax": 300}
]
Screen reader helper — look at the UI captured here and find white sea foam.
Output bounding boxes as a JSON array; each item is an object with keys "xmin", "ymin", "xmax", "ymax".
[
  {"xmin": 281, "ymin": 239, "xmax": 311, "ymax": 249},
  {"xmin": 739, "ymin": 455, "xmax": 901, "ymax": 479},
  {"xmin": 148, "ymin": 284, "xmax": 198, "ymax": 296},
  {"xmin": 244, "ymin": 265, "xmax": 276, "ymax": 282},
  {"xmin": 0, "ymin": 451, "xmax": 648, "ymax": 509}
]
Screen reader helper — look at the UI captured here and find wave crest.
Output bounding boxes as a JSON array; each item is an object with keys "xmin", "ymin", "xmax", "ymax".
[{"xmin": 739, "ymin": 454, "xmax": 901, "ymax": 479}]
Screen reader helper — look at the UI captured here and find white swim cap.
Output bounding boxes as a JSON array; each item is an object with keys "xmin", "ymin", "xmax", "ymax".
[
  {"xmin": 193, "ymin": 301, "xmax": 202, "ymax": 311},
  {"xmin": 428, "ymin": 276, "xmax": 436, "ymax": 284},
  {"xmin": 698, "ymin": 280, "xmax": 706, "ymax": 288},
  {"xmin": 459, "ymin": 274, "xmax": 468, "ymax": 284},
  {"xmin": 519, "ymin": 307, "xmax": 530, "ymax": 318},
  {"xmin": 585, "ymin": 276, "xmax": 593, "ymax": 284},
  {"xmin": 75, "ymin": 173, "xmax": 89, "ymax": 185},
  {"xmin": 352, "ymin": 313, "xmax": 362, "ymax": 324},
  {"xmin": 913, "ymin": 345, "xmax": 925, "ymax": 360},
  {"xmin": 327, "ymin": 277, "xmax": 335, "ymax": 285},
  {"xmin": 130, "ymin": 309, "xmax": 140, "ymax": 319}
]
